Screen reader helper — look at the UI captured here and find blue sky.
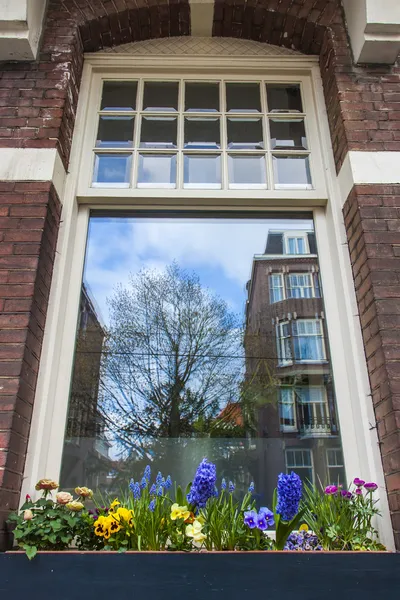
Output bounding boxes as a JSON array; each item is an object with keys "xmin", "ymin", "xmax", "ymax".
[{"xmin": 83, "ymin": 216, "xmax": 314, "ymax": 324}]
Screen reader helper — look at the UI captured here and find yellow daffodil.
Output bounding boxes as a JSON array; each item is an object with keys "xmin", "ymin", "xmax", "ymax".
[
  {"xmin": 299, "ymin": 523, "xmax": 309, "ymax": 532},
  {"xmin": 170, "ymin": 503, "xmax": 190, "ymax": 521},
  {"xmin": 110, "ymin": 499, "xmax": 121, "ymax": 511},
  {"xmin": 186, "ymin": 519, "xmax": 206, "ymax": 543}
]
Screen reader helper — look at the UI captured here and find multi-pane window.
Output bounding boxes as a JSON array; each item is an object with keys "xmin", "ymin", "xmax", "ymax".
[
  {"xmin": 287, "ymin": 273, "xmax": 319, "ymax": 299},
  {"xmin": 296, "ymin": 386, "xmax": 330, "ymax": 434},
  {"xmin": 279, "ymin": 387, "xmax": 296, "ymax": 431},
  {"xmin": 92, "ymin": 80, "xmax": 312, "ymax": 190},
  {"xmin": 284, "ymin": 233, "xmax": 309, "ymax": 254},
  {"xmin": 276, "ymin": 321, "xmax": 292, "ymax": 364},
  {"xmin": 326, "ymin": 448, "xmax": 345, "ymax": 485},
  {"xmin": 269, "ymin": 273, "xmax": 284, "ymax": 303},
  {"xmin": 292, "ymin": 319, "xmax": 326, "ymax": 362},
  {"xmin": 285, "ymin": 449, "xmax": 314, "ymax": 485}
]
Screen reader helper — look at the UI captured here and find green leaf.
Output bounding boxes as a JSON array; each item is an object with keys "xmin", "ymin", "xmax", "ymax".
[{"xmin": 25, "ymin": 546, "xmax": 37, "ymax": 561}]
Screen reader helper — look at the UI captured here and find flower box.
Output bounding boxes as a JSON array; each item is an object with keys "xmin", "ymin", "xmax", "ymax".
[{"xmin": 1, "ymin": 551, "xmax": 399, "ymax": 599}]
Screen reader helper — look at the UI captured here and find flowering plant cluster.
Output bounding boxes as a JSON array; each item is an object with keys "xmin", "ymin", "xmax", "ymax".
[
  {"xmin": 303, "ymin": 477, "xmax": 385, "ymax": 551},
  {"xmin": 9, "ymin": 464, "xmax": 384, "ymax": 558}
]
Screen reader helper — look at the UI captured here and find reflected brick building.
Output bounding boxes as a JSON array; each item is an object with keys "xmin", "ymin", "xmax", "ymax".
[{"xmin": 245, "ymin": 230, "xmax": 345, "ymax": 491}]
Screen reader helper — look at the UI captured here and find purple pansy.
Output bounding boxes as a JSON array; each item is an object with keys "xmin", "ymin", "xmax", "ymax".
[
  {"xmin": 259, "ymin": 507, "xmax": 274, "ymax": 527},
  {"xmin": 244, "ymin": 510, "xmax": 258, "ymax": 529}
]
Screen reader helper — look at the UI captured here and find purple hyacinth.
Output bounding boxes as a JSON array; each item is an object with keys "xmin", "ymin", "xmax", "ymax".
[
  {"xmin": 244, "ymin": 510, "xmax": 258, "ymax": 529},
  {"xmin": 364, "ymin": 482, "xmax": 378, "ymax": 492},
  {"xmin": 324, "ymin": 485, "xmax": 338, "ymax": 495},
  {"xmin": 187, "ymin": 458, "xmax": 217, "ymax": 509},
  {"xmin": 276, "ymin": 472, "xmax": 302, "ymax": 522}
]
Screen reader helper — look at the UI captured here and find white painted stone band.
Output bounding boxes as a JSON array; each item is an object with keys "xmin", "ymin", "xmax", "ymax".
[
  {"xmin": 0, "ymin": 147, "xmax": 66, "ymax": 199},
  {"xmin": 337, "ymin": 150, "xmax": 400, "ymax": 206}
]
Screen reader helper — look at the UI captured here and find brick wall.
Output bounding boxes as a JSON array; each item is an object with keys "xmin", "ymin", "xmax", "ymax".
[
  {"xmin": 344, "ymin": 184, "xmax": 400, "ymax": 549},
  {"xmin": 0, "ymin": 183, "xmax": 61, "ymax": 549},
  {"xmin": 0, "ymin": 0, "xmax": 399, "ymax": 550}
]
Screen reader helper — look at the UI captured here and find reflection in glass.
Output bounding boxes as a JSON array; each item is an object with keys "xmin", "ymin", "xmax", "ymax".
[
  {"xmin": 185, "ymin": 82, "xmax": 219, "ymax": 112},
  {"xmin": 143, "ymin": 81, "xmax": 179, "ymax": 112},
  {"xmin": 226, "ymin": 83, "xmax": 261, "ymax": 113},
  {"xmin": 184, "ymin": 117, "xmax": 220, "ymax": 149},
  {"xmin": 269, "ymin": 118, "xmax": 307, "ymax": 150},
  {"xmin": 137, "ymin": 153, "xmax": 176, "ymax": 187},
  {"xmin": 227, "ymin": 118, "xmax": 263, "ymax": 149},
  {"xmin": 273, "ymin": 155, "xmax": 311, "ymax": 187},
  {"xmin": 60, "ymin": 215, "xmax": 345, "ymax": 506},
  {"xmin": 228, "ymin": 154, "xmax": 266, "ymax": 187},
  {"xmin": 101, "ymin": 81, "xmax": 138, "ymax": 111},
  {"xmin": 184, "ymin": 154, "xmax": 221, "ymax": 188},
  {"xmin": 140, "ymin": 116, "xmax": 177, "ymax": 149},
  {"xmin": 96, "ymin": 116, "xmax": 134, "ymax": 148},
  {"xmin": 266, "ymin": 84, "xmax": 303, "ymax": 113},
  {"xmin": 93, "ymin": 154, "xmax": 131, "ymax": 186}
]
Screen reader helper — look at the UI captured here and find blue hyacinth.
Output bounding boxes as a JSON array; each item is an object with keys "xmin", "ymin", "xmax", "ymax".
[
  {"xmin": 228, "ymin": 481, "xmax": 235, "ymax": 493},
  {"xmin": 164, "ymin": 475, "xmax": 172, "ymax": 490},
  {"xmin": 187, "ymin": 458, "xmax": 217, "ymax": 509},
  {"xmin": 221, "ymin": 478, "xmax": 227, "ymax": 491},
  {"xmin": 156, "ymin": 471, "xmax": 163, "ymax": 486},
  {"xmin": 149, "ymin": 499, "xmax": 156, "ymax": 512},
  {"xmin": 140, "ymin": 476, "xmax": 148, "ymax": 489},
  {"xmin": 157, "ymin": 485, "xmax": 163, "ymax": 497},
  {"xmin": 129, "ymin": 480, "xmax": 141, "ymax": 499},
  {"xmin": 150, "ymin": 483, "xmax": 157, "ymax": 496},
  {"xmin": 144, "ymin": 465, "xmax": 151, "ymax": 482},
  {"xmin": 248, "ymin": 482, "xmax": 255, "ymax": 493},
  {"xmin": 276, "ymin": 472, "xmax": 302, "ymax": 522}
]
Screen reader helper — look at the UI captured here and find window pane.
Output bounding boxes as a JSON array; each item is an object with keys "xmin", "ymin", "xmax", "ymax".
[
  {"xmin": 93, "ymin": 154, "xmax": 131, "ymax": 186},
  {"xmin": 228, "ymin": 155, "xmax": 266, "ymax": 187},
  {"xmin": 185, "ymin": 82, "xmax": 219, "ymax": 112},
  {"xmin": 227, "ymin": 118, "xmax": 263, "ymax": 149},
  {"xmin": 101, "ymin": 81, "xmax": 137, "ymax": 111},
  {"xmin": 269, "ymin": 118, "xmax": 307, "ymax": 150},
  {"xmin": 143, "ymin": 81, "xmax": 179, "ymax": 112},
  {"xmin": 140, "ymin": 116, "xmax": 177, "ymax": 149},
  {"xmin": 226, "ymin": 83, "xmax": 261, "ymax": 112},
  {"xmin": 96, "ymin": 116, "xmax": 134, "ymax": 148},
  {"xmin": 266, "ymin": 84, "xmax": 303, "ymax": 112},
  {"xmin": 137, "ymin": 154, "xmax": 176, "ymax": 187},
  {"xmin": 184, "ymin": 117, "xmax": 220, "ymax": 149},
  {"xmin": 184, "ymin": 154, "xmax": 221, "ymax": 188},
  {"xmin": 273, "ymin": 155, "xmax": 311, "ymax": 187}
]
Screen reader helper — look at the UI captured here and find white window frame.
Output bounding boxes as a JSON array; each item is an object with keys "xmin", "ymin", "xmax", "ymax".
[
  {"xmin": 326, "ymin": 448, "xmax": 345, "ymax": 484},
  {"xmin": 269, "ymin": 272, "xmax": 285, "ymax": 303},
  {"xmin": 284, "ymin": 230, "xmax": 310, "ymax": 255},
  {"xmin": 279, "ymin": 387, "xmax": 297, "ymax": 432},
  {"xmin": 285, "ymin": 448, "xmax": 314, "ymax": 484},
  {"xmin": 292, "ymin": 318, "xmax": 327, "ymax": 363},
  {"xmin": 276, "ymin": 320, "xmax": 292, "ymax": 365},
  {"xmin": 20, "ymin": 46, "xmax": 395, "ymax": 550},
  {"xmin": 286, "ymin": 272, "xmax": 318, "ymax": 299}
]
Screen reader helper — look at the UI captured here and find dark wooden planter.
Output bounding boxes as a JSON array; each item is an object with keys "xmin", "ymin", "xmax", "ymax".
[{"xmin": 1, "ymin": 551, "xmax": 399, "ymax": 599}]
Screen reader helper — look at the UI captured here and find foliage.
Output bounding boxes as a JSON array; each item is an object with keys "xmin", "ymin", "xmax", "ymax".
[{"xmin": 302, "ymin": 478, "xmax": 386, "ymax": 551}]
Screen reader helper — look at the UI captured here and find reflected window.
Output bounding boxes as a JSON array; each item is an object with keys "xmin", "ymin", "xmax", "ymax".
[
  {"xmin": 277, "ymin": 321, "xmax": 292, "ymax": 365},
  {"xmin": 286, "ymin": 273, "xmax": 315, "ymax": 299},
  {"xmin": 285, "ymin": 233, "xmax": 309, "ymax": 255},
  {"xmin": 292, "ymin": 319, "xmax": 326, "ymax": 362},
  {"xmin": 327, "ymin": 449, "xmax": 345, "ymax": 486},
  {"xmin": 269, "ymin": 273, "xmax": 284, "ymax": 303},
  {"xmin": 285, "ymin": 449, "xmax": 314, "ymax": 485},
  {"xmin": 279, "ymin": 388, "xmax": 296, "ymax": 431}
]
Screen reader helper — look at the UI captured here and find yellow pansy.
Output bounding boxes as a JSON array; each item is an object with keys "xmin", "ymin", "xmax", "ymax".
[
  {"xmin": 114, "ymin": 506, "xmax": 134, "ymax": 526},
  {"xmin": 186, "ymin": 519, "xmax": 206, "ymax": 543},
  {"xmin": 170, "ymin": 503, "xmax": 190, "ymax": 521},
  {"xmin": 94, "ymin": 515, "xmax": 108, "ymax": 537},
  {"xmin": 299, "ymin": 523, "xmax": 309, "ymax": 532},
  {"xmin": 110, "ymin": 499, "xmax": 121, "ymax": 510}
]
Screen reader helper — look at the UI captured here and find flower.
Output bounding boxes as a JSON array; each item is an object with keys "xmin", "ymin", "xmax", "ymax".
[
  {"xmin": 23, "ymin": 509, "xmax": 33, "ymax": 521},
  {"xmin": 157, "ymin": 485, "xmax": 163, "ymax": 497},
  {"xmin": 149, "ymin": 499, "xmax": 156, "ymax": 512},
  {"xmin": 129, "ymin": 480, "xmax": 141, "ymax": 499},
  {"xmin": 110, "ymin": 499, "xmax": 120, "ymax": 510},
  {"xmin": 299, "ymin": 523, "xmax": 309, "ymax": 532},
  {"xmin": 364, "ymin": 482, "xmax": 378, "ymax": 492},
  {"xmin": 221, "ymin": 478, "xmax": 227, "ymax": 491},
  {"xmin": 284, "ymin": 530, "xmax": 321, "ymax": 552},
  {"xmin": 56, "ymin": 491, "xmax": 73, "ymax": 505},
  {"xmin": 276, "ymin": 472, "xmax": 302, "ymax": 522},
  {"xmin": 259, "ymin": 507, "xmax": 274, "ymax": 527},
  {"xmin": 248, "ymin": 482, "xmax": 255, "ymax": 493},
  {"xmin": 256, "ymin": 514, "xmax": 269, "ymax": 531},
  {"xmin": 187, "ymin": 458, "xmax": 217, "ymax": 509},
  {"xmin": 156, "ymin": 471, "xmax": 163, "ymax": 486},
  {"xmin": 109, "ymin": 519, "xmax": 121, "ymax": 534},
  {"xmin": 35, "ymin": 479, "xmax": 58, "ymax": 491},
  {"xmin": 150, "ymin": 484, "xmax": 157, "ymax": 496},
  {"xmin": 341, "ymin": 490, "xmax": 353, "ymax": 499},
  {"xmin": 244, "ymin": 509, "xmax": 258, "ymax": 529},
  {"xmin": 94, "ymin": 515, "xmax": 108, "ymax": 536},
  {"xmin": 354, "ymin": 478, "xmax": 365, "ymax": 487},
  {"xmin": 170, "ymin": 503, "xmax": 190, "ymax": 521},
  {"xmin": 228, "ymin": 481, "xmax": 235, "ymax": 493},
  {"xmin": 186, "ymin": 519, "xmax": 206, "ymax": 543},
  {"xmin": 75, "ymin": 486, "xmax": 93, "ymax": 498},
  {"xmin": 355, "ymin": 488, "xmax": 363, "ymax": 496},
  {"xmin": 164, "ymin": 475, "xmax": 172, "ymax": 490},
  {"xmin": 144, "ymin": 465, "xmax": 151, "ymax": 482},
  {"xmin": 66, "ymin": 501, "xmax": 84, "ymax": 512},
  {"xmin": 25, "ymin": 494, "xmax": 31, "ymax": 503},
  {"xmin": 140, "ymin": 477, "xmax": 148, "ymax": 489},
  {"xmin": 324, "ymin": 485, "xmax": 338, "ymax": 495}
]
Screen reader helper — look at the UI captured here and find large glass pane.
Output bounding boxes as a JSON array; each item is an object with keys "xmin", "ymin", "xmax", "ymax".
[
  {"xmin": 60, "ymin": 214, "xmax": 345, "ymax": 515},
  {"xmin": 184, "ymin": 154, "xmax": 221, "ymax": 188},
  {"xmin": 93, "ymin": 154, "xmax": 131, "ymax": 186},
  {"xmin": 269, "ymin": 118, "xmax": 307, "ymax": 150},
  {"xmin": 227, "ymin": 118, "xmax": 263, "ymax": 149},
  {"xmin": 273, "ymin": 155, "xmax": 311, "ymax": 187},
  {"xmin": 140, "ymin": 116, "xmax": 177, "ymax": 149},
  {"xmin": 185, "ymin": 82, "xmax": 219, "ymax": 112},
  {"xmin": 137, "ymin": 153, "xmax": 177, "ymax": 187},
  {"xmin": 266, "ymin": 84, "xmax": 303, "ymax": 113},
  {"xmin": 96, "ymin": 116, "xmax": 134, "ymax": 148},
  {"xmin": 184, "ymin": 117, "xmax": 220, "ymax": 149},
  {"xmin": 100, "ymin": 81, "xmax": 138, "ymax": 111},
  {"xmin": 228, "ymin": 154, "xmax": 266, "ymax": 188},
  {"xmin": 226, "ymin": 83, "xmax": 261, "ymax": 113},
  {"xmin": 143, "ymin": 81, "xmax": 179, "ymax": 112}
]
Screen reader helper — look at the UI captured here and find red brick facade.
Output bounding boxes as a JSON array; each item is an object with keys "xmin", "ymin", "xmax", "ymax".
[{"xmin": 0, "ymin": 0, "xmax": 399, "ymax": 549}]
